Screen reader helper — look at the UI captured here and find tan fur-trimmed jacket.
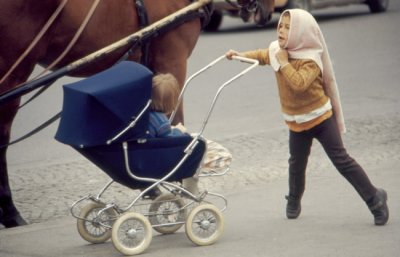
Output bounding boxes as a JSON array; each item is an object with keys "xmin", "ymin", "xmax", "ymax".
[{"xmin": 242, "ymin": 48, "xmax": 332, "ymax": 132}]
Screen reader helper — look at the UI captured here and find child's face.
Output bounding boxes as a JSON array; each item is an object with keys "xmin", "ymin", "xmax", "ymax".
[{"xmin": 277, "ymin": 14, "xmax": 290, "ymax": 48}]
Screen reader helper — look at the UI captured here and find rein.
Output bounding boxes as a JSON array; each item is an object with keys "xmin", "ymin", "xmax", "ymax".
[
  {"xmin": 1, "ymin": 0, "xmax": 101, "ymax": 149},
  {"xmin": 34, "ymin": 0, "xmax": 101, "ymax": 79},
  {"xmin": 0, "ymin": 112, "xmax": 61, "ymax": 149},
  {"xmin": 0, "ymin": 0, "xmax": 69, "ymax": 85},
  {"xmin": 2, "ymin": 0, "xmax": 101, "ymax": 105}
]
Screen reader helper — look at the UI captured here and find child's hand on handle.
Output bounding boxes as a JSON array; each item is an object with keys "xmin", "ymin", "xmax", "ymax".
[{"xmin": 225, "ymin": 49, "xmax": 241, "ymax": 60}]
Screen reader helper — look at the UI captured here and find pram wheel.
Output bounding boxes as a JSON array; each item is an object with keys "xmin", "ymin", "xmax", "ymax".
[
  {"xmin": 185, "ymin": 203, "xmax": 224, "ymax": 246},
  {"xmin": 112, "ymin": 212, "xmax": 152, "ymax": 256},
  {"xmin": 148, "ymin": 193, "xmax": 186, "ymax": 234},
  {"xmin": 77, "ymin": 202, "xmax": 117, "ymax": 244}
]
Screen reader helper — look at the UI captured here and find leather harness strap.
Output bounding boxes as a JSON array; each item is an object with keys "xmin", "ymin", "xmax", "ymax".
[
  {"xmin": 131, "ymin": 0, "xmax": 213, "ymax": 68},
  {"xmin": 135, "ymin": 0, "xmax": 150, "ymax": 67}
]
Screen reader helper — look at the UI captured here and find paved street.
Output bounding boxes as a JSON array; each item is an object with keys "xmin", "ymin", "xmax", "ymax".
[
  {"xmin": 1, "ymin": 2, "xmax": 400, "ymax": 257},
  {"xmin": 1, "ymin": 167, "xmax": 399, "ymax": 257}
]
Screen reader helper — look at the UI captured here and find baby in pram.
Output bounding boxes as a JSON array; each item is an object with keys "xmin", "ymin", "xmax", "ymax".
[{"xmin": 148, "ymin": 72, "xmax": 232, "ymax": 196}]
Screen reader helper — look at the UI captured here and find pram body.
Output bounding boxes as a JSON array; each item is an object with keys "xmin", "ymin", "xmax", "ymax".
[{"xmin": 55, "ymin": 57, "xmax": 258, "ymax": 255}]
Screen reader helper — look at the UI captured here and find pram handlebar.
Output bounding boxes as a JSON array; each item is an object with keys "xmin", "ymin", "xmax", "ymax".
[
  {"xmin": 231, "ymin": 55, "xmax": 259, "ymax": 64},
  {"xmin": 170, "ymin": 54, "xmax": 259, "ymax": 136},
  {"xmin": 104, "ymin": 56, "xmax": 258, "ymax": 145},
  {"xmin": 169, "ymin": 55, "xmax": 226, "ymax": 123}
]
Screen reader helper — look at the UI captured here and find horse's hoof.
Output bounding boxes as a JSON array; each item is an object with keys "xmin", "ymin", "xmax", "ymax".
[{"xmin": 1, "ymin": 212, "xmax": 28, "ymax": 228}]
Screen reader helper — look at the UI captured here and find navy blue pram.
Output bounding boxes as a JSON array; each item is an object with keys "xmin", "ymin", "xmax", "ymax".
[
  {"xmin": 55, "ymin": 61, "xmax": 205, "ymax": 189},
  {"xmin": 57, "ymin": 56, "xmax": 258, "ymax": 255}
]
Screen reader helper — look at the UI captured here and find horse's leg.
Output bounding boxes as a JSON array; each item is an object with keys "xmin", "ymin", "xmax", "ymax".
[
  {"xmin": 0, "ymin": 0, "xmax": 64, "ymax": 227},
  {"xmin": 0, "ymin": 59, "xmax": 38, "ymax": 227},
  {"xmin": 0, "ymin": 98, "xmax": 27, "ymax": 228}
]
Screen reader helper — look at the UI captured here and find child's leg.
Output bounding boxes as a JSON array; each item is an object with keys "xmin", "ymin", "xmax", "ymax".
[
  {"xmin": 315, "ymin": 117, "xmax": 376, "ymax": 201},
  {"xmin": 287, "ymin": 130, "xmax": 313, "ymax": 218},
  {"xmin": 288, "ymin": 130, "xmax": 313, "ymax": 199},
  {"xmin": 315, "ymin": 117, "xmax": 388, "ymax": 225}
]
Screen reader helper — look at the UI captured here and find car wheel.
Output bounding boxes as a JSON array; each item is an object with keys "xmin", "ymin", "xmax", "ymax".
[
  {"xmin": 367, "ymin": 0, "xmax": 389, "ymax": 13},
  {"xmin": 276, "ymin": 0, "xmax": 312, "ymax": 12},
  {"xmin": 203, "ymin": 10, "xmax": 223, "ymax": 32}
]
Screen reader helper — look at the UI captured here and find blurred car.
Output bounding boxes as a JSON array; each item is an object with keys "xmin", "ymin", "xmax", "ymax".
[{"xmin": 204, "ymin": 0, "xmax": 389, "ymax": 31}]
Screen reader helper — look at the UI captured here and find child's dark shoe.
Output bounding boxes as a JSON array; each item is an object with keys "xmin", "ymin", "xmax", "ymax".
[
  {"xmin": 368, "ymin": 188, "xmax": 389, "ymax": 226},
  {"xmin": 285, "ymin": 195, "xmax": 301, "ymax": 219}
]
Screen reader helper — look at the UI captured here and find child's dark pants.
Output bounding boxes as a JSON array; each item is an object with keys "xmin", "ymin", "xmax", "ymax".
[{"xmin": 288, "ymin": 116, "xmax": 377, "ymax": 202}]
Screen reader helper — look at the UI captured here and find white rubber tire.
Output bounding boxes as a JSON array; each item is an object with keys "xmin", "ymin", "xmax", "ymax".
[
  {"xmin": 185, "ymin": 204, "xmax": 224, "ymax": 246},
  {"xmin": 112, "ymin": 212, "xmax": 152, "ymax": 256},
  {"xmin": 149, "ymin": 193, "xmax": 186, "ymax": 234},
  {"xmin": 77, "ymin": 202, "xmax": 117, "ymax": 244}
]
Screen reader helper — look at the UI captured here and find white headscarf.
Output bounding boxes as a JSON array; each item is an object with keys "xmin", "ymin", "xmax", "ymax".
[{"xmin": 269, "ymin": 9, "xmax": 346, "ymax": 133}]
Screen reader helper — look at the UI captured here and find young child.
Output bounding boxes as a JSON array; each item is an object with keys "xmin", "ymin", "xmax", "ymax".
[
  {"xmin": 149, "ymin": 73, "xmax": 233, "ymax": 196},
  {"xmin": 225, "ymin": 9, "xmax": 389, "ymax": 225},
  {"xmin": 148, "ymin": 73, "xmax": 185, "ymax": 138},
  {"xmin": 149, "ymin": 73, "xmax": 199, "ymax": 195}
]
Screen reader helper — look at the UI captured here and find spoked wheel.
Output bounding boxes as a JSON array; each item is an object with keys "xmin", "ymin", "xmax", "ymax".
[
  {"xmin": 77, "ymin": 202, "xmax": 118, "ymax": 244},
  {"xmin": 148, "ymin": 193, "xmax": 186, "ymax": 234},
  {"xmin": 112, "ymin": 212, "xmax": 152, "ymax": 256},
  {"xmin": 185, "ymin": 204, "xmax": 224, "ymax": 246}
]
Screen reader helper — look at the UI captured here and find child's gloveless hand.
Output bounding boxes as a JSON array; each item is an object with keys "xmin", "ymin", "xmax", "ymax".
[
  {"xmin": 276, "ymin": 48, "xmax": 289, "ymax": 67},
  {"xmin": 173, "ymin": 122, "xmax": 187, "ymax": 133},
  {"xmin": 225, "ymin": 49, "xmax": 240, "ymax": 60}
]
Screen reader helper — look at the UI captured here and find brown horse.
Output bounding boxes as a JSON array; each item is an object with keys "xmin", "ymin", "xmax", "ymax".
[{"xmin": 0, "ymin": 0, "xmax": 274, "ymax": 228}]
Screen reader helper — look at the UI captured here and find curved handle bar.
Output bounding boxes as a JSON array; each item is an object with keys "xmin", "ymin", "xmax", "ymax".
[{"xmin": 169, "ymin": 54, "xmax": 259, "ymax": 137}]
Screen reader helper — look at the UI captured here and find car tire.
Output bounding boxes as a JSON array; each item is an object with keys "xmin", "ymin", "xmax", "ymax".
[
  {"xmin": 367, "ymin": 0, "xmax": 389, "ymax": 13},
  {"xmin": 276, "ymin": 0, "xmax": 311, "ymax": 12},
  {"xmin": 203, "ymin": 10, "xmax": 223, "ymax": 32}
]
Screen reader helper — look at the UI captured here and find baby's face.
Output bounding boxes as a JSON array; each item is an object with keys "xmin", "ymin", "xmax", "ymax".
[{"xmin": 277, "ymin": 15, "xmax": 290, "ymax": 48}]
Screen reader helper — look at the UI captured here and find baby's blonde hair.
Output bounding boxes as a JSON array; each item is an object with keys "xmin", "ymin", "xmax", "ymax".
[{"xmin": 151, "ymin": 73, "xmax": 180, "ymax": 115}]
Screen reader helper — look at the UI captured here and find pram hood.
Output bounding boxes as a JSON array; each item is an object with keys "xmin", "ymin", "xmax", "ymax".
[{"xmin": 55, "ymin": 61, "xmax": 153, "ymax": 147}]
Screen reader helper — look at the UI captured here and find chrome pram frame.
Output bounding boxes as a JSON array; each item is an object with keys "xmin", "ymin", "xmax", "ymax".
[{"xmin": 69, "ymin": 55, "xmax": 258, "ymax": 255}]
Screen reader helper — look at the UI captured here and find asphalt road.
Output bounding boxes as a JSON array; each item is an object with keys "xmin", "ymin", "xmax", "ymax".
[{"xmin": 2, "ymin": 2, "xmax": 400, "ymax": 257}]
